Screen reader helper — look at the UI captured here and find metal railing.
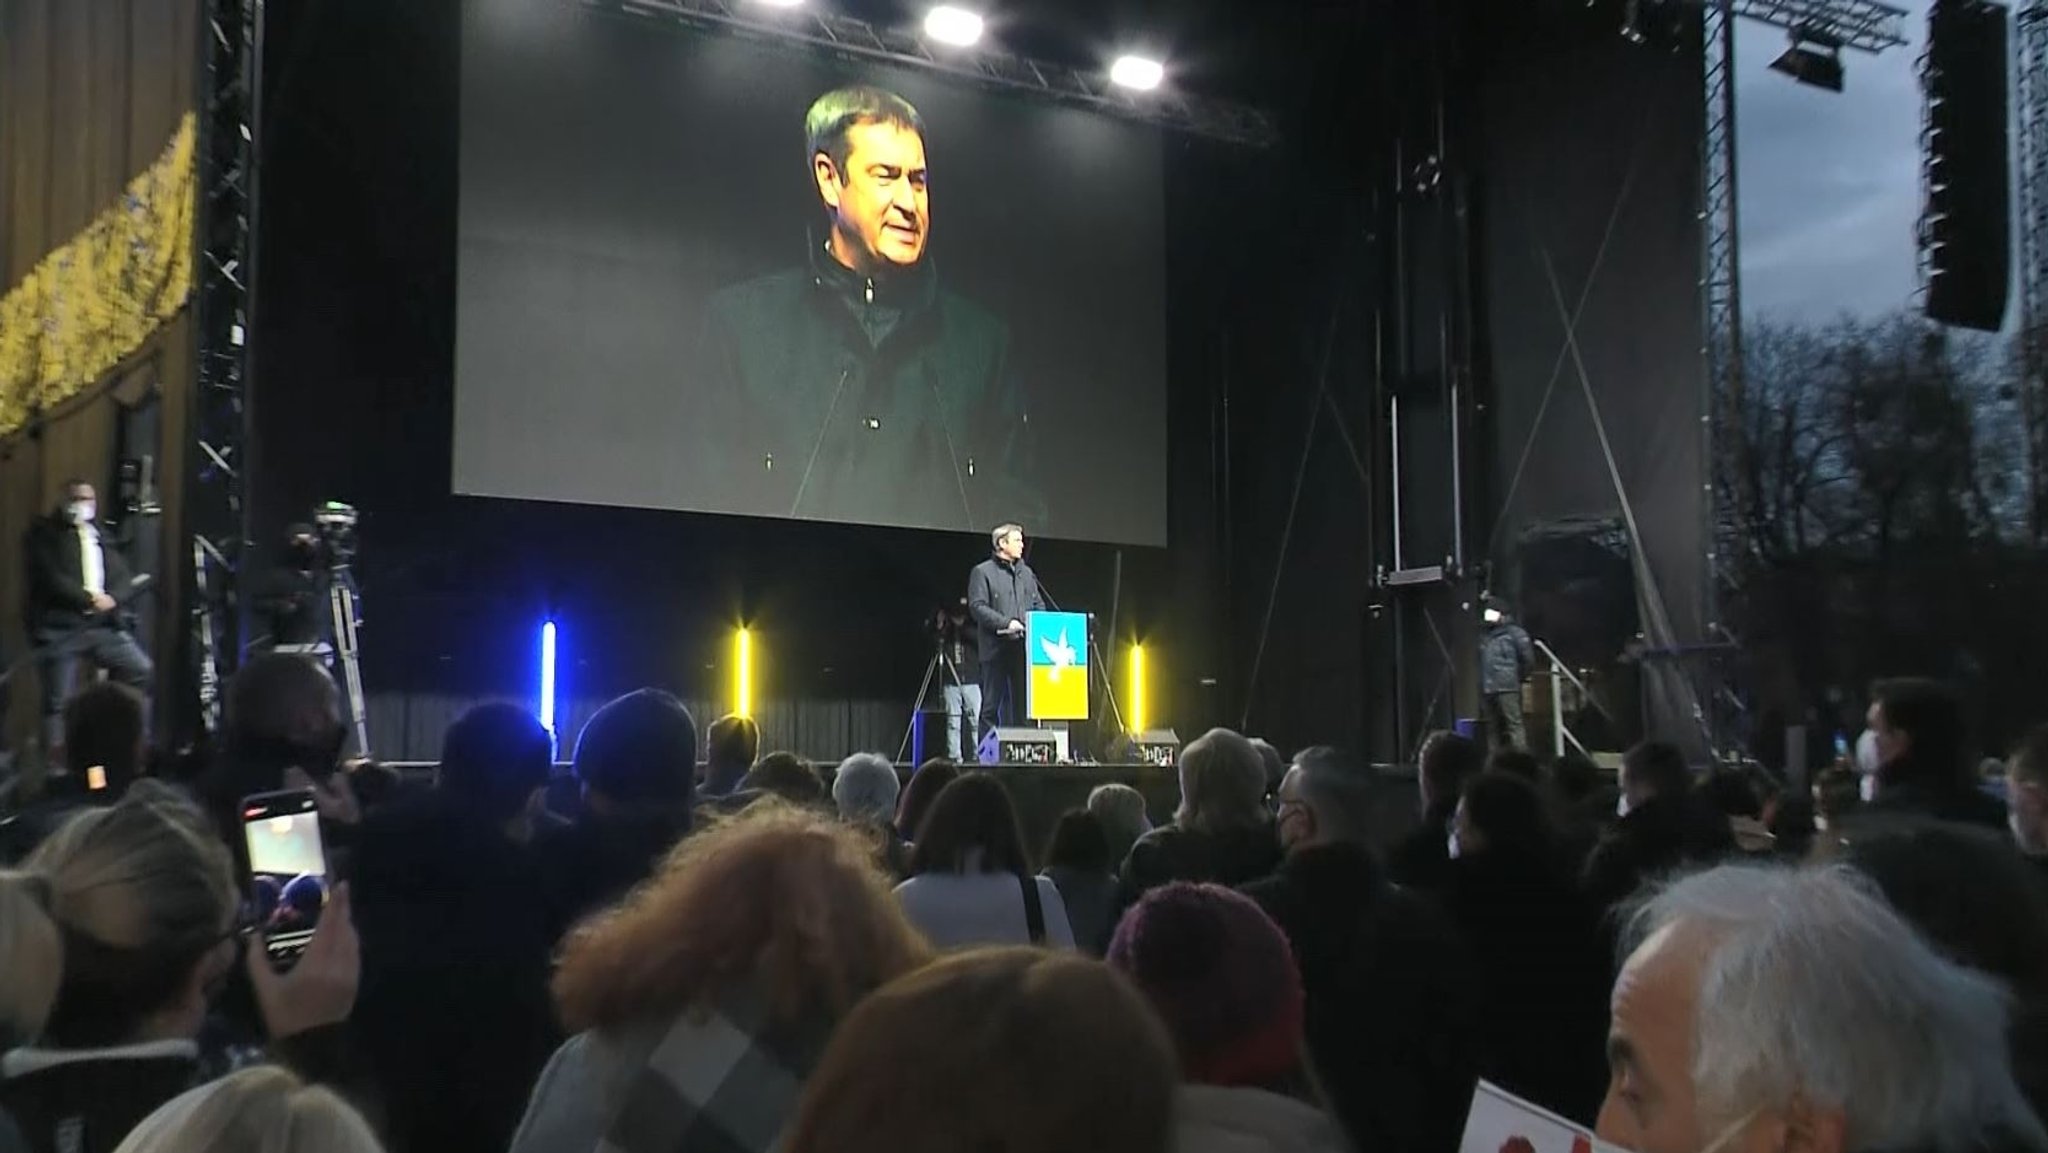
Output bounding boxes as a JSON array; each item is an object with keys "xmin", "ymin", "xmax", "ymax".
[{"xmin": 1533, "ymin": 639, "xmax": 1594, "ymax": 761}]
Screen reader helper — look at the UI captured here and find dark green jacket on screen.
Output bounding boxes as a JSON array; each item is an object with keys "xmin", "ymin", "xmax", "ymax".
[{"xmin": 695, "ymin": 240, "xmax": 1045, "ymax": 533}]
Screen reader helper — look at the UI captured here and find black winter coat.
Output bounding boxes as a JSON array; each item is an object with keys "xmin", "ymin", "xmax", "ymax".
[
  {"xmin": 1581, "ymin": 793, "xmax": 1736, "ymax": 914},
  {"xmin": 1442, "ymin": 851, "xmax": 1613, "ymax": 1126},
  {"xmin": 1242, "ymin": 843, "xmax": 1479, "ymax": 1153},
  {"xmin": 351, "ymin": 794, "xmax": 560, "ymax": 1153},
  {"xmin": 1119, "ymin": 821, "xmax": 1282, "ymax": 903}
]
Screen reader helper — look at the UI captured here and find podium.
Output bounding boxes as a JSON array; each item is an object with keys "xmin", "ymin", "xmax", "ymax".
[{"xmin": 1024, "ymin": 611, "xmax": 1090, "ymax": 722}]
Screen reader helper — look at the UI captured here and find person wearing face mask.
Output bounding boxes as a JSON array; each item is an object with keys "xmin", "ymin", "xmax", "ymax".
[
  {"xmin": 1244, "ymin": 747, "xmax": 1477, "ymax": 1153},
  {"xmin": 1478, "ymin": 598, "xmax": 1535, "ymax": 752},
  {"xmin": 23, "ymin": 481, "xmax": 153, "ymax": 761},
  {"xmin": 1582, "ymin": 742, "xmax": 1735, "ymax": 918},
  {"xmin": 1851, "ymin": 727, "xmax": 1883, "ymax": 803},
  {"xmin": 1442, "ymin": 771, "xmax": 1611, "ymax": 1124},
  {"xmin": 1597, "ymin": 863, "xmax": 2047, "ymax": 1153},
  {"xmin": 2004, "ymin": 728, "xmax": 2048, "ymax": 883},
  {"xmin": 1860, "ymin": 678, "xmax": 2005, "ymax": 830}
]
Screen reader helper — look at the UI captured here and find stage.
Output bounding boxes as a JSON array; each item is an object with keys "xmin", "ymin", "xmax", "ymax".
[{"xmin": 0, "ymin": 0, "xmax": 1729, "ymax": 770}]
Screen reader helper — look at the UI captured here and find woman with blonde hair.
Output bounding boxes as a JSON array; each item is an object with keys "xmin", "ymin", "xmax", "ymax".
[
  {"xmin": 784, "ymin": 947, "xmax": 1178, "ymax": 1153},
  {"xmin": 111, "ymin": 1066, "xmax": 381, "ymax": 1153},
  {"xmin": 510, "ymin": 801, "xmax": 933, "ymax": 1153},
  {"xmin": 0, "ymin": 782, "xmax": 358, "ymax": 1153},
  {"xmin": 1121, "ymin": 728, "xmax": 1282, "ymax": 900}
]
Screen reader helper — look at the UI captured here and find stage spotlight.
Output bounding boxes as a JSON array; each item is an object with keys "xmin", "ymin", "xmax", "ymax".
[
  {"xmin": 1620, "ymin": 0, "xmax": 1647, "ymax": 43},
  {"xmin": 538, "ymin": 620, "xmax": 558, "ymax": 736},
  {"xmin": 751, "ymin": 0, "xmax": 804, "ymax": 8},
  {"xmin": 1769, "ymin": 24, "xmax": 1846, "ymax": 92},
  {"xmin": 733, "ymin": 626, "xmax": 754, "ymax": 719},
  {"xmin": 1127, "ymin": 642, "xmax": 1147, "ymax": 735},
  {"xmin": 925, "ymin": 5, "xmax": 983, "ymax": 47},
  {"xmin": 1110, "ymin": 54, "xmax": 1165, "ymax": 92}
]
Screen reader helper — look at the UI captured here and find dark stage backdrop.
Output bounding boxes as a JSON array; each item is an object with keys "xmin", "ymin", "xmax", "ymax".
[
  {"xmin": 453, "ymin": 3, "xmax": 1168, "ymax": 546},
  {"xmin": 249, "ymin": 0, "xmax": 1231, "ymax": 763},
  {"xmin": 1473, "ymin": 5, "xmax": 1709, "ymax": 749}
]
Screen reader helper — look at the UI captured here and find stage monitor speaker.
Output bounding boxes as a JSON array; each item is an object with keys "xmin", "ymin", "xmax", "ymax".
[
  {"xmin": 981, "ymin": 727, "xmax": 1058, "ymax": 765},
  {"xmin": 1130, "ymin": 730, "xmax": 1182, "ymax": 767},
  {"xmin": 1919, "ymin": 0, "xmax": 2011, "ymax": 332}
]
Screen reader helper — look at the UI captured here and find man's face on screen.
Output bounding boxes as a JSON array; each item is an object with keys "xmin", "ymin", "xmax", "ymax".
[{"xmin": 816, "ymin": 120, "xmax": 929, "ymax": 273}]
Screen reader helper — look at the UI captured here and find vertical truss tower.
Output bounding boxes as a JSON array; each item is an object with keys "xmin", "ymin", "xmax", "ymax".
[{"xmin": 2019, "ymin": 0, "xmax": 2048, "ymax": 543}]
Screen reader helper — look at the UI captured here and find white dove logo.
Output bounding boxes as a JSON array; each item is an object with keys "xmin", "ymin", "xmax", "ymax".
[{"xmin": 1040, "ymin": 628, "xmax": 1079, "ymax": 681}]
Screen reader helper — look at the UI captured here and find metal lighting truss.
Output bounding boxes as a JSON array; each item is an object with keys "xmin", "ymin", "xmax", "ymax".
[
  {"xmin": 2018, "ymin": 0, "xmax": 2048, "ymax": 542},
  {"xmin": 190, "ymin": 0, "xmax": 261, "ymax": 738},
  {"xmin": 1689, "ymin": 0, "xmax": 1905, "ymax": 619},
  {"xmin": 587, "ymin": 0, "xmax": 1278, "ymax": 147}
]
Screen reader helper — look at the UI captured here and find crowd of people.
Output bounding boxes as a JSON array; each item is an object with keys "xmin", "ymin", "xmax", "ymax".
[{"xmin": 3, "ymin": 663, "xmax": 2048, "ymax": 1153}]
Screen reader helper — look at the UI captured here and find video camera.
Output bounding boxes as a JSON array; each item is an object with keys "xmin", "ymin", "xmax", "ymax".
[{"xmin": 312, "ymin": 501, "xmax": 360, "ymax": 568}]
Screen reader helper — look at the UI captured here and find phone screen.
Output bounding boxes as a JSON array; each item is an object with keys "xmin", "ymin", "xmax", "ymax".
[
  {"xmin": 1834, "ymin": 734, "xmax": 1851, "ymax": 759},
  {"xmin": 240, "ymin": 790, "xmax": 329, "ymax": 966}
]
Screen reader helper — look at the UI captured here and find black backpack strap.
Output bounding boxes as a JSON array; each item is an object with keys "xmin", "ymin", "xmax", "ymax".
[{"xmin": 1019, "ymin": 873, "xmax": 1047, "ymax": 945}]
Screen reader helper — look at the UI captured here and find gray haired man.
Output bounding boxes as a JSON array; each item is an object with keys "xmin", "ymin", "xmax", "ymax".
[{"xmin": 1598, "ymin": 863, "xmax": 2046, "ymax": 1153}]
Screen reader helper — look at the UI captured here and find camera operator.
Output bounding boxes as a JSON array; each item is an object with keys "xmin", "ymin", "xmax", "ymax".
[
  {"xmin": 932, "ymin": 599, "xmax": 981, "ymax": 760},
  {"xmin": 254, "ymin": 524, "xmax": 332, "ymax": 649}
]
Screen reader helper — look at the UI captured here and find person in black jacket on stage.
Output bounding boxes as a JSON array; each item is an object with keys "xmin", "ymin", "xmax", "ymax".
[
  {"xmin": 22, "ymin": 481, "xmax": 152, "ymax": 758},
  {"xmin": 966, "ymin": 523, "xmax": 1042, "ymax": 748}
]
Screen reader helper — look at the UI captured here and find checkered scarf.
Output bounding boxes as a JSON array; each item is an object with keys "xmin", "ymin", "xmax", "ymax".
[{"xmin": 594, "ymin": 985, "xmax": 838, "ymax": 1153}]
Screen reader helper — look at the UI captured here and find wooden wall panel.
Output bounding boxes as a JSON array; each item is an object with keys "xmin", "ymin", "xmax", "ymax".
[
  {"xmin": 3, "ymin": 1, "xmax": 54, "ymax": 283},
  {"xmin": 1, "ymin": 0, "xmax": 203, "ymax": 758}
]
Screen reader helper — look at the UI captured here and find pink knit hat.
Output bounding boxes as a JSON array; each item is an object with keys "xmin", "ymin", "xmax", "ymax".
[{"xmin": 1106, "ymin": 881, "xmax": 1306, "ymax": 1088}]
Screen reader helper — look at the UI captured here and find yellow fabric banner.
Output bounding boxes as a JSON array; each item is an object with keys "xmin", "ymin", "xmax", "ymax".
[{"xmin": 0, "ymin": 111, "xmax": 197, "ymax": 436}]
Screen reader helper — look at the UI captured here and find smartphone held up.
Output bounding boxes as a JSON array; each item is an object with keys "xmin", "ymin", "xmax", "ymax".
[{"xmin": 240, "ymin": 789, "xmax": 330, "ymax": 970}]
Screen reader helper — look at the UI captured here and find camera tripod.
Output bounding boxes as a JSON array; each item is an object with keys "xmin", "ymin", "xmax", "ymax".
[
  {"xmin": 268, "ymin": 565, "xmax": 370, "ymax": 757},
  {"xmin": 328, "ymin": 567, "xmax": 369, "ymax": 757},
  {"xmin": 897, "ymin": 646, "xmax": 969, "ymax": 764}
]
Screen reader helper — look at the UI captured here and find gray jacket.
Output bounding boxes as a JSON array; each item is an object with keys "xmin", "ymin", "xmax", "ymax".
[
  {"xmin": 509, "ymin": 985, "xmax": 833, "ymax": 1153},
  {"xmin": 1480, "ymin": 622, "xmax": 1534, "ymax": 695},
  {"xmin": 1175, "ymin": 1085, "xmax": 1350, "ymax": 1153}
]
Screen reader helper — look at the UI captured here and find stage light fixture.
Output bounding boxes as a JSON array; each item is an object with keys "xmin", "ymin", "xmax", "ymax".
[
  {"xmin": 1620, "ymin": 0, "xmax": 1647, "ymax": 43},
  {"xmin": 539, "ymin": 621, "xmax": 558, "ymax": 735},
  {"xmin": 924, "ymin": 6, "xmax": 983, "ymax": 47},
  {"xmin": 1769, "ymin": 24, "xmax": 1847, "ymax": 93},
  {"xmin": 1110, "ymin": 55, "xmax": 1165, "ymax": 92},
  {"xmin": 733, "ymin": 626, "xmax": 754, "ymax": 719},
  {"xmin": 1128, "ymin": 642, "xmax": 1147, "ymax": 734}
]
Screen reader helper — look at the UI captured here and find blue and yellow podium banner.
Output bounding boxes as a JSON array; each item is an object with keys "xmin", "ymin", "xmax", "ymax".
[{"xmin": 1025, "ymin": 611, "xmax": 1089, "ymax": 722}]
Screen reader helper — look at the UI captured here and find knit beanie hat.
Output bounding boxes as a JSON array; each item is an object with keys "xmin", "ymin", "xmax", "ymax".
[{"xmin": 1105, "ymin": 881, "xmax": 1305, "ymax": 1088}]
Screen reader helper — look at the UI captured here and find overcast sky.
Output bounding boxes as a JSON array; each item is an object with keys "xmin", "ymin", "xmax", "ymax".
[{"xmin": 1734, "ymin": 7, "xmax": 1929, "ymax": 323}]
